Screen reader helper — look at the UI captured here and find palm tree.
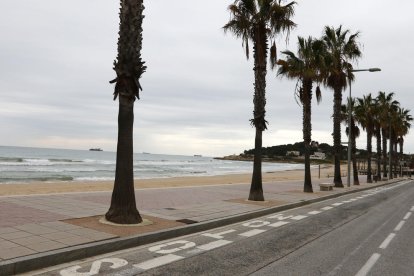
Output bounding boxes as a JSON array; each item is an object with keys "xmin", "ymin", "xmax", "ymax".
[
  {"xmin": 322, "ymin": 25, "xmax": 362, "ymax": 187},
  {"xmin": 224, "ymin": 0, "xmax": 296, "ymax": 201},
  {"xmin": 341, "ymin": 98, "xmax": 360, "ymax": 185},
  {"xmin": 277, "ymin": 36, "xmax": 325, "ymax": 193},
  {"xmin": 376, "ymin": 91, "xmax": 399, "ymax": 179},
  {"xmin": 105, "ymin": 0, "xmax": 146, "ymax": 224},
  {"xmin": 372, "ymin": 103, "xmax": 382, "ymax": 181},
  {"xmin": 394, "ymin": 107, "xmax": 412, "ymax": 176},
  {"xmin": 355, "ymin": 94, "xmax": 375, "ymax": 183}
]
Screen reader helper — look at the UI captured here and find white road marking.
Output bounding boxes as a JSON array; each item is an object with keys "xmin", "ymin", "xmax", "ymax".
[
  {"xmin": 267, "ymin": 214, "xmax": 293, "ymax": 220},
  {"xmin": 291, "ymin": 215, "xmax": 308, "ymax": 220},
  {"xmin": 379, "ymin": 233, "xmax": 396, "ymax": 249},
  {"xmin": 356, "ymin": 197, "xmax": 364, "ymax": 199},
  {"xmin": 410, "ymin": 206, "xmax": 414, "ymax": 211},
  {"xmin": 394, "ymin": 221, "xmax": 405, "ymax": 232},
  {"xmin": 197, "ymin": 239, "xmax": 232, "ymax": 250},
  {"xmin": 403, "ymin": 212, "xmax": 412, "ymax": 220},
  {"xmin": 243, "ymin": 220, "xmax": 270, "ymax": 228},
  {"xmin": 322, "ymin": 206, "xmax": 333, "ymax": 210},
  {"xmin": 308, "ymin": 211, "xmax": 322, "ymax": 215},
  {"xmin": 342, "ymin": 200, "xmax": 352, "ymax": 203},
  {"xmin": 239, "ymin": 229, "xmax": 267, "ymax": 237},
  {"xmin": 355, "ymin": 253, "xmax": 381, "ymax": 276},
  {"xmin": 268, "ymin": 221, "xmax": 289, "ymax": 228},
  {"xmin": 134, "ymin": 254, "xmax": 184, "ymax": 270},
  {"xmin": 60, "ymin": 258, "xmax": 128, "ymax": 276},
  {"xmin": 332, "ymin": 203, "xmax": 343, "ymax": 206},
  {"xmin": 202, "ymin": 229, "xmax": 236, "ymax": 239},
  {"xmin": 349, "ymin": 198, "xmax": 358, "ymax": 201},
  {"xmin": 148, "ymin": 240, "xmax": 196, "ymax": 254}
]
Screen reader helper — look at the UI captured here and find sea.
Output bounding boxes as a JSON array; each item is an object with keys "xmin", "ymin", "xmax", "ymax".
[{"xmin": 0, "ymin": 146, "xmax": 305, "ymax": 184}]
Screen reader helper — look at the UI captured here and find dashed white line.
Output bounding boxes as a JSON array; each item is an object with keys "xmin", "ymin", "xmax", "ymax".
[
  {"xmin": 332, "ymin": 203, "xmax": 344, "ymax": 206},
  {"xmin": 197, "ymin": 239, "xmax": 232, "ymax": 250},
  {"xmin": 403, "ymin": 212, "xmax": 412, "ymax": 220},
  {"xmin": 355, "ymin": 253, "xmax": 381, "ymax": 276},
  {"xmin": 379, "ymin": 233, "xmax": 396, "ymax": 249},
  {"xmin": 134, "ymin": 254, "xmax": 184, "ymax": 270},
  {"xmin": 322, "ymin": 206, "xmax": 333, "ymax": 210},
  {"xmin": 291, "ymin": 215, "xmax": 308, "ymax": 220},
  {"xmin": 410, "ymin": 206, "xmax": 414, "ymax": 212},
  {"xmin": 308, "ymin": 210, "xmax": 322, "ymax": 215},
  {"xmin": 268, "ymin": 221, "xmax": 290, "ymax": 228},
  {"xmin": 394, "ymin": 221, "xmax": 405, "ymax": 232},
  {"xmin": 239, "ymin": 229, "xmax": 267, "ymax": 237}
]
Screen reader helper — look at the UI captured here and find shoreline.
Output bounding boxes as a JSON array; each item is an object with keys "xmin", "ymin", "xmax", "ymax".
[{"xmin": 0, "ymin": 164, "xmax": 342, "ymax": 196}]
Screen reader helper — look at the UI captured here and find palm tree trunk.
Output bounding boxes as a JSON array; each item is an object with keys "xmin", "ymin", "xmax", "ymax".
[
  {"xmin": 333, "ymin": 87, "xmax": 343, "ymax": 187},
  {"xmin": 366, "ymin": 126, "xmax": 372, "ymax": 183},
  {"xmin": 376, "ymin": 127, "xmax": 382, "ymax": 180},
  {"xmin": 303, "ymin": 79, "xmax": 313, "ymax": 193},
  {"xmin": 382, "ymin": 128, "xmax": 388, "ymax": 178},
  {"xmin": 106, "ymin": 91, "xmax": 142, "ymax": 224},
  {"xmin": 351, "ymin": 119, "xmax": 360, "ymax": 185},
  {"xmin": 249, "ymin": 27, "xmax": 267, "ymax": 201}
]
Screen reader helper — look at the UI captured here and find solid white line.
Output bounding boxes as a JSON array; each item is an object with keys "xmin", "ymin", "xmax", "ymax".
[
  {"xmin": 403, "ymin": 212, "xmax": 412, "ymax": 220},
  {"xmin": 379, "ymin": 233, "xmax": 396, "ymax": 249},
  {"xmin": 332, "ymin": 203, "xmax": 344, "ymax": 206},
  {"xmin": 355, "ymin": 253, "xmax": 381, "ymax": 276},
  {"xmin": 197, "ymin": 239, "xmax": 232, "ymax": 250},
  {"xmin": 239, "ymin": 229, "xmax": 267, "ymax": 237},
  {"xmin": 322, "ymin": 206, "xmax": 333, "ymax": 210},
  {"xmin": 308, "ymin": 211, "xmax": 322, "ymax": 215},
  {"xmin": 394, "ymin": 221, "xmax": 405, "ymax": 232},
  {"xmin": 134, "ymin": 254, "xmax": 184, "ymax": 270},
  {"xmin": 268, "ymin": 221, "xmax": 290, "ymax": 228},
  {"xmin": 291, "ymin": 215, "xmax": 308, "ymax": 220}
]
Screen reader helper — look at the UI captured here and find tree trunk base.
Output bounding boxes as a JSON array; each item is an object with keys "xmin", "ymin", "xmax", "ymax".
[
  {"xmin": 105, "ymin": 208, "xmax": 143, "ymax": 225},
  {"xmin": 354, "ymin": 180, "xmax": 360, "ymax": 185},
  {"xmin": 334, "ymin": 182, "xmax": 344, "ymax": 188},
  {"xmin": 248, "ymin": 190, "xmax": 264, "ymax": 201},
  {"xmin": 303, "ymin": 185, "xmax": 313, "ymax": 193}
]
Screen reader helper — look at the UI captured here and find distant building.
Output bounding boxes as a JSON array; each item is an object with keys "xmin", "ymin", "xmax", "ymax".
[
  {"xmin": 310, "ymin": 152, "xmax": 326, "ymax": 160},
  {"xmin": 286, "ymin": 151, "xmax": 300, "ymax": 157}
]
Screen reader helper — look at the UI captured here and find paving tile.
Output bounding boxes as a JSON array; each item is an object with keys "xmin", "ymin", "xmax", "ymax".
[
  {"xmin": 0, "ymin": 231, "xmax": 33, "ymax": 240},
  {"xmin": 40, "ymin": 231, "xmax": 81, "ymax": 241},
  {"xmin": 0, "ymin": 246, "xmax": 36, "ymax": 259},
  {"xmin": 11, "ymin": 235, "xmax": 50, "ymax": 246},
  {"xmin": 14, "ymin": 223, "xmax": 60, "ymax": 235},
  {"xmin": 0, "ymin": 227, "xmax": 18, "ymax": 234},
  {"xmin": 0, "ymin": 239, "xmax": 20, "ymax": 249},
  {"xmin": 25, "ymin": 240, "xmax": 66, "ymax": 252},
  {"xmin": 59, "ymin": 236, "xmax": 94, "ymax": 246}
]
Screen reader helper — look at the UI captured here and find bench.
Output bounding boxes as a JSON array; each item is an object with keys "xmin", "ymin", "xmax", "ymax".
[{"xmin": 319, "ymin": 183, "xmax": 334, "ymax": 191}]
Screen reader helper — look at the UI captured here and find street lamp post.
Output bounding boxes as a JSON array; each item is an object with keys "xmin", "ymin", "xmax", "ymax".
[{"xmin": 347, "ymin": 68, "xmax": 381, "ymax": 187}]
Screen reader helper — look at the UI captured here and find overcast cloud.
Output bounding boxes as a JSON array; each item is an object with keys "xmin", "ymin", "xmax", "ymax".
[{"xmin": 1, "ymin": 0, "xmax": 413, "ymax": 156}]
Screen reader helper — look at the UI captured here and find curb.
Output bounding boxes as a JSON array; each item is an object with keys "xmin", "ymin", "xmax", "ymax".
[{"xmin": 0, "ymin": 178, "xmax": 407, "ymax": 275}]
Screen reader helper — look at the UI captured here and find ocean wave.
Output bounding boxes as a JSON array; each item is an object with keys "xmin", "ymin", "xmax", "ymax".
[
  {"xmin": 0, "ymin": 157, "xmax": 24, "ymax": 163},
  {"xmin": 0, "ymin": 175, "xmax": 74, "ymax": 183},
  {"xmin": 74, "ymin": 176, "xmax": 114, "ymax": 181}
]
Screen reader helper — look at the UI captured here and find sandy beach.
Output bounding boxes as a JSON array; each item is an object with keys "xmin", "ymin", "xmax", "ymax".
[{"xmin": 0, "ymin": 164, "xmax": 343, "ymax": 196}]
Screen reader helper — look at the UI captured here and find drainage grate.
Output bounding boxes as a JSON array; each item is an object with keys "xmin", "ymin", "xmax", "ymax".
[{"xmin": 176, "ymin": 219, "xmax": 198, "ymax": 224}]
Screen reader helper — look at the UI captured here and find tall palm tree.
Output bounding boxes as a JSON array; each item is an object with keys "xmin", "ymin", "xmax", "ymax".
[
  {"xmin": 355, "ymin": 94, "xmax": 375, "ymax": 183},
  {"xmin": 322, "ymin": 25, "xmax": 362, "ymax": 187},
  {"xmin": 277, "ymin": 36, "xmax": 325, "ymax": 193},
  {"xmin": 341, "ymin": 98, "xmax": 360, "ymax": 185},
  {"xmin": 372, "ymin": 103, "xmax": 382, "ymax": 181},
  {"xmin": 106, "ymin": 0, "xmax": 146, "ymax": 224},
  {"xmin": 394, "ymin": 107, "xmax": 412, "ymax": 175},
  {"xmin": 376, "ymin": 91, "xmax": 399, "ymax": 179},
  {"xmin": 224, "ymin": 0, "xmax": 296, "ymax": 201}
]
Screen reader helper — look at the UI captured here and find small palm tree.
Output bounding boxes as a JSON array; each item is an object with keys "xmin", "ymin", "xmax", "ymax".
[
  {"xmin": 277, "ymin": 36, "xmax": 325, "ymax": 193},
  {"xmin": 355, "ymin": 94, "xmax": 375, "ymax": 183},
  {"xmin": 224, "ymin": 0, "xmax": 296, "ymax": 201},
  {"xmin": 341, "ymin": 98, "xmax": 360, "ymax": 185},
  {"xmin": 322, "ymin": 25, "xmax": 362, "ymax": 187},
  {"xmin": 106, "ymin": 0, "xmax": 146, "ymax": 224}
]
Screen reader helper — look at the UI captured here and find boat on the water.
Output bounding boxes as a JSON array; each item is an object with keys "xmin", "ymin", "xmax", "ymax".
[{"xmin": 89, "ymin": 148, "xmax": 103, "ymax": 151}]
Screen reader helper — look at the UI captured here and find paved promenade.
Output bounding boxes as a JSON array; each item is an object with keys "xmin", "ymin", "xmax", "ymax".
[{"xmin": 0, "ymin": 176, "xmax": 405, "ymax": 274}]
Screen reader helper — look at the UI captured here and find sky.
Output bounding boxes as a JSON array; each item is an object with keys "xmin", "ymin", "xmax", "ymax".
[{"xmin": 0, "ymin": 0, "xmax": 413, "ymax": 157}]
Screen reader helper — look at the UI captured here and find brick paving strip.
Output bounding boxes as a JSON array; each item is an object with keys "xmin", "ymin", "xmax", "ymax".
[{"xmin": 0, "ymin": 177, "xmax": 406, "ymax": 275}]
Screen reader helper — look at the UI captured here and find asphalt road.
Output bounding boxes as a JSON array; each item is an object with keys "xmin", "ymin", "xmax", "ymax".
[{"xmin": 30, "ymin": 180, "xmax": 414, "ymax": 276}]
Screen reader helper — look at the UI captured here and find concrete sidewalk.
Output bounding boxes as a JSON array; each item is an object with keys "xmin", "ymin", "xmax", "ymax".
[{"xmin": 0, "ymin": 176, "xmax": 406, "ymax": 274}]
